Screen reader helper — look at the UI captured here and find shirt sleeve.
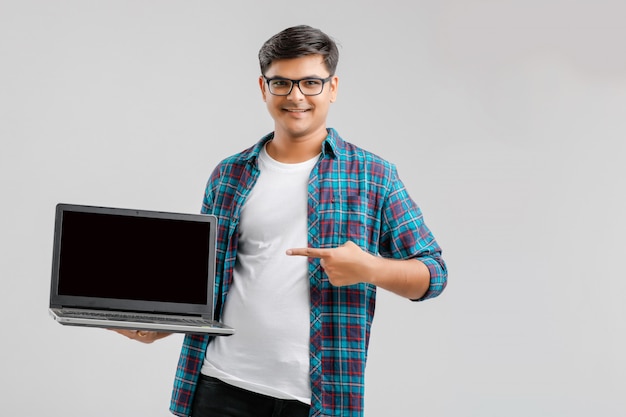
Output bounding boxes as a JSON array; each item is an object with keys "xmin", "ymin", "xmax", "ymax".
[{"xmin": 379, "ymin": 164, "xmax": 447, "ymax": 301}]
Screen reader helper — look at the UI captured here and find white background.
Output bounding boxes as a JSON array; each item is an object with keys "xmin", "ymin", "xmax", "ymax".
[{"xmin": 1, "ymin": 1, "xmax": 625, "ymax": 416}]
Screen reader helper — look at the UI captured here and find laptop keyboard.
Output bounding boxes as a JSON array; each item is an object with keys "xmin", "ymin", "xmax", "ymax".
[{"xmin": 59, "ymin": 309, "xmax": 215, "ymax": 325}]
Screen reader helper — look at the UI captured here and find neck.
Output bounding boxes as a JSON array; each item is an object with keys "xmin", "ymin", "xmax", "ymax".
[{"xmin": 267, "ymin": 128, "xmax": 327, "ymax": 163}]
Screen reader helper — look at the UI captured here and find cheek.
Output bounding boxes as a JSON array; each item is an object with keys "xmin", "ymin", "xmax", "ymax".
[
  {"xmin": 265, "ymin": 97, "xmax": 279, "ymax": 110},
  {"xmin": 314, "ymin": 100, "xmax": 331, "ymax": 114}
]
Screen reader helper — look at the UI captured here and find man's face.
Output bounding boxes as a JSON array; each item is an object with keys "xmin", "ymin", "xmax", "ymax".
[{"xmin": 259, "ymin": 54, "xmax": 338, "ymax": 141}]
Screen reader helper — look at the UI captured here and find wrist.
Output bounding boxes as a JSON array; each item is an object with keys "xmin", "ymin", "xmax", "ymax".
[{"xmin": 365, "ymin": 253, "xmax": 384, "ymax": 286}]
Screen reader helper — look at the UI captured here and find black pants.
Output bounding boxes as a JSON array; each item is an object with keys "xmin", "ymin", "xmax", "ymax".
[{"xmin": 191, "ymin": 374, "xmax": 311, "ymax": 417}]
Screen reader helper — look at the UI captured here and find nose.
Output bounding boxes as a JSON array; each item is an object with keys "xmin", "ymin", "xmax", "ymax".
[{"xmin": 287, "ymin": 81, "xmax": 305, "ymax": 101}]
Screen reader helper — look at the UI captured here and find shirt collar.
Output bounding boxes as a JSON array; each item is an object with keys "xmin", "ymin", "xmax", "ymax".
[{"xmin": 245, "ymin": 128, "xmax": 342, "ymax": 165}]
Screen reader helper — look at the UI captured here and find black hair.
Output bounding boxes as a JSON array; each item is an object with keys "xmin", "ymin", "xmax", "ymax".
[{"xmin": 258, "ymin": 25, "xmax": 339, "ymax": 75}]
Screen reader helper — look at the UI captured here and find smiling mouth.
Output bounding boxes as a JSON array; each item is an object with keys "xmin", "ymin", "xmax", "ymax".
[{"xmin": 284, "ymin": 108, "xmax": 310, "ymax": 112}]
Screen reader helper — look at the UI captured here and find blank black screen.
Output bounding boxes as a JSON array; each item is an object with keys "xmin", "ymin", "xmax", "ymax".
[{"xmin": 57, "ymin": 211, "xmax": 210, "ymax": 304}]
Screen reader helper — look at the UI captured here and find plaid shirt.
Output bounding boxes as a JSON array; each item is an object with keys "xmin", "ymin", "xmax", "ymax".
[{"xmin": 169, "ymin": 128, "xmax": 447, "ymax": 416}]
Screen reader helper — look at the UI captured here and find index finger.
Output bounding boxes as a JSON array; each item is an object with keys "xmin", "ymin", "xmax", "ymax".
[{"xmin": 286, "ymin": 247, "xmax": 330, "ymax": 258}]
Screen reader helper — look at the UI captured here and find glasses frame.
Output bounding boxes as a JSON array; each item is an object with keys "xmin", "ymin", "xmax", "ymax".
[{"xmin": 263, "ymin": 76, "xmax": 334, "ymax": 96}]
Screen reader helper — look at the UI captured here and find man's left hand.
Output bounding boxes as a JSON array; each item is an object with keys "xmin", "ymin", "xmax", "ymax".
[{"xmin": 286, "ymin": 241, "xmax": 374, "ymax": 287}]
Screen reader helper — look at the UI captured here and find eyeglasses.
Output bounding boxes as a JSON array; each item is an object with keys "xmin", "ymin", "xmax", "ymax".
[{"xmin": 263, "ymin": 76, "xmax": 333, "ymax": 96}]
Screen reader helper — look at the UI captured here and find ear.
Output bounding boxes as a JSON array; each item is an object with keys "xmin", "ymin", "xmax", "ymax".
[
  {"xmin": 259, "ymin": 76, "xmax": 268, "ymax": 102},
  {"xmin": 329, "ymin": 75, "xmax": 339, "ymax": 103}
]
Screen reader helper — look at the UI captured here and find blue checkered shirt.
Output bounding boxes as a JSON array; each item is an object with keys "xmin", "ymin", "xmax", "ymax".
[{"xmin": 169, "ymin": 128, "xmax": 447, "ymax": 416}]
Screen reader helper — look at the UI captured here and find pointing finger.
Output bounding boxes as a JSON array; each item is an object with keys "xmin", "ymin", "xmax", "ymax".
[{"xmin": 286, "ymin": 247, "xmax": 329, "ymax": 258}]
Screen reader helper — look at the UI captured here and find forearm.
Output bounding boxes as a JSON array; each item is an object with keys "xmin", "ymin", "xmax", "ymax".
[
  {"xmin": 367, "ymin": 256, "xmax": 431, "ymax": 300},
  {"xmin": 288, "ymin": 241, "xmax": 435, "ymax": 300}
]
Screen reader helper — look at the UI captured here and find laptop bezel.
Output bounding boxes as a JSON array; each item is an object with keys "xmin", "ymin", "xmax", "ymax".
[{"xmin": 49, "ymin": 203, "xmax": 217, "ymax": 319}]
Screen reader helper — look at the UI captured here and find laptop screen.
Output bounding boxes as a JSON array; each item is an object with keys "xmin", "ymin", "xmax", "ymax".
[{"xmin": 50, "ymin": 204, "xmax": 217, "ymax": 316}]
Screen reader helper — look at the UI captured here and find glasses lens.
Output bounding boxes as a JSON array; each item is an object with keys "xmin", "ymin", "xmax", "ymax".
[
  {"xmin": 268, "ymin": 79, "xmax": 293, "ymax": 95},
  {"xmin": 299, "ymin": 79, "xmax": 324, "ymax": 95}
]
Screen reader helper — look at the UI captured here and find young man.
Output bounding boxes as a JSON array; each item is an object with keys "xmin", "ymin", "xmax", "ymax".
[{"xmin": 118, "ymin": 25, "xmax": 447, "ymax": 417}]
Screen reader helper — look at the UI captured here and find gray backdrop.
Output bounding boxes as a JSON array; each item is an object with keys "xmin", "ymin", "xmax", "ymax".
[{"xmin": 1, "ymin": 1, "xmax": 625, "ymax": 416}]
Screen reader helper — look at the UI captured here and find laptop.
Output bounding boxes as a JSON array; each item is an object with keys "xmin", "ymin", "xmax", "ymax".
[{"xmin": 49, "ymin": 203, "xmax": 234, "ymax": 335}]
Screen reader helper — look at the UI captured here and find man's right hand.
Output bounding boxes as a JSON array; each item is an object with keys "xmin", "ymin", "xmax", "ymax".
[{"xmin": 110, "ymin": 329, "xmax": 172, "ymax": 344}]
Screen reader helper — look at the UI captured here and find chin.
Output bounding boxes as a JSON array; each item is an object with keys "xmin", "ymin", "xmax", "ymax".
[{"xmin": 281, "ymin": 123, "xmax": 314, "ymax": 138}]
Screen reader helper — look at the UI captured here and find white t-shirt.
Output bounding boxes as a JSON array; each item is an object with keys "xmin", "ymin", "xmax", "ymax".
[{"xmin": 201, "ymin": 143, "xmax": 318, "ymax": 404}]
